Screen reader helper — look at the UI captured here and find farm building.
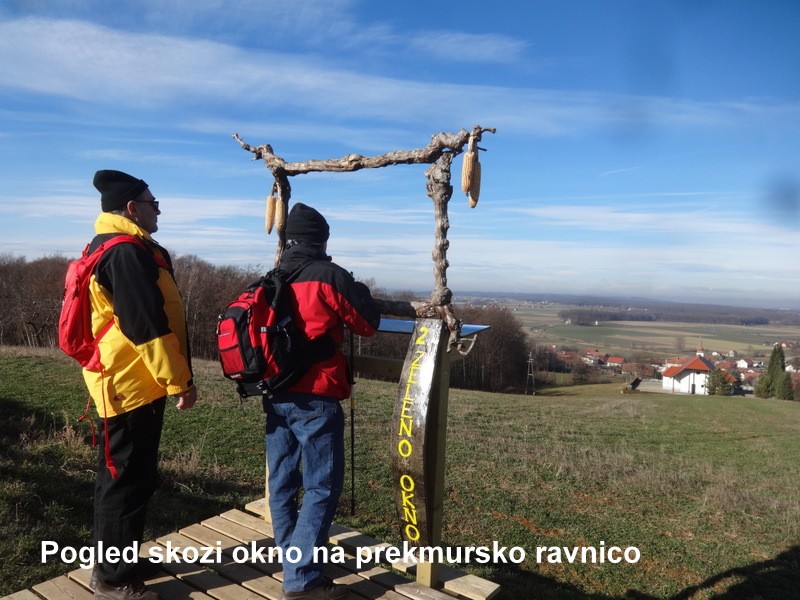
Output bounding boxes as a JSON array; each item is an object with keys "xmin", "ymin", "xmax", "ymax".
[
  {"xmin": 606, "ymin": 356, "xmax": 625, "ymax": 368},
  {"xmin": 661, "ymin": 347, "xmax": 716, "ymax": 395}
]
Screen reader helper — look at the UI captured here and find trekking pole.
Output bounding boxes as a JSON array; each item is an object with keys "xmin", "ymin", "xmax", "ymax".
[{"xmin": 349, "ymin": 327, "xmax": 356, "ymax": 516}]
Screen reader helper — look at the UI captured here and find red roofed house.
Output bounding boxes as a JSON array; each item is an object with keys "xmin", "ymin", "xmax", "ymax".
[{"xmin": 661, "ymin": 346, "xmax": 717, "ymax": 395}]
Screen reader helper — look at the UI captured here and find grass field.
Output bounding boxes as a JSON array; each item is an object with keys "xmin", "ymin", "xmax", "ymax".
[
  {"xmin": 1, "ymin": 346, "xmax": 799, "ymax": 599},
  {"xmin": 506, "ymin": 302, "xmax": 800, "ymax": 359}
]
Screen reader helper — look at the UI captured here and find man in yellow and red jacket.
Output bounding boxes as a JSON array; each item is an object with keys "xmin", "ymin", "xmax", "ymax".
[
  {"xmin": 266, "ymin": 203, "xmax": 380, "ymax": 600},
  {"xmin": 85, "ymin": 170, "xmax": 196, "ymax": 600}
]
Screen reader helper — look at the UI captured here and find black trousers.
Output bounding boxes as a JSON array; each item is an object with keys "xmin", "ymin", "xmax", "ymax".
[{"xmin": 93, "ymin": 396, "xmax": 165, "ymax": 585}]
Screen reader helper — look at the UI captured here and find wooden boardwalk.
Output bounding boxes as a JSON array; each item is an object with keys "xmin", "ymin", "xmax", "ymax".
[{"xmin": 3, "ymin": 499, "xmax": 499, "ymax": 600}]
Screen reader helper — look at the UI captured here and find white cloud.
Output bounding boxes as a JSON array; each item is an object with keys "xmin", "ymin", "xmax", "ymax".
[
  {"xmin": 1, "ymin": 8, "xmax": 799, "ymax": 309},
  {"xmin": 1, "ymin": 18, "xmax": 797, "ymax": 139},
  {"xmin": 407, "ymin": 31, "xmax": 527, "ymax": 63}
]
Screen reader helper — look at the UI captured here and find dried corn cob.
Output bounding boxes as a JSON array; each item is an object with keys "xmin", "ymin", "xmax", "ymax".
[
  {"xmin": 265, "ymin": 194, "xmax": 276, "ymax": 234},
  {"xmin": 275, "ymin": 199, "xmax": 286, "ymax": 233},
  {"xmin": 461, "ymin": 150, "xmax": 476, "ymax": 194},
  {"xmin": 468, "ymin": 161, "xmax": 481, "ymax": 208}
]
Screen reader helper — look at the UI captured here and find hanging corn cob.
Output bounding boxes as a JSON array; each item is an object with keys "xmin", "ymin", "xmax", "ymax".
[
  {"xmin": 265, "ymin": 194, "xmax": 276, "ymax": 234},
  {"xmin": 468, "ymin": 161, "xmax": 481, "ymax": 208},
  {"xmin": 275, "ymin": 197, "xmax": 287, "ymax": 234},
  {"xmin": 461, "ymin": 132, "xmax": 481, "ymax": 207},
  {"xmin": 461, "ymin": 148, "xmax": 476, "ymax": 194}
]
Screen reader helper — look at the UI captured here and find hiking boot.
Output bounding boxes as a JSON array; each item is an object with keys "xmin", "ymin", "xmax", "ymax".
[
  {"xmin": 281, "ymin": 582, "xmax": 349, "ymax": 600},
  {"xmin": 94, "ymin": 579, "xmax": 159, "ymax": 600}
]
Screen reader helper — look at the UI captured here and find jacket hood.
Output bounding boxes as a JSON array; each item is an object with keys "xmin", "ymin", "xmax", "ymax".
[{"xmin": 94, "ymin": 212, "xmax": 153, "ymax": 240}]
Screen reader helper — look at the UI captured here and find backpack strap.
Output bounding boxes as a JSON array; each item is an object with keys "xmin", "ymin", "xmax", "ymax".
[
  {"xmin": 86, "ymin": 235, "xmax": 169, "ymax": 364},
  {"xmin": 256, "ymin": 258, "xmax": 336, "ymax": 400}
]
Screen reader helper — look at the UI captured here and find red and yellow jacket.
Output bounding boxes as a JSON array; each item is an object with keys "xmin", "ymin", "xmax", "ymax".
[
  {"xmin": 83, "ymin": 213, "xmax": 193, "ymax": 417},
  {"xmin": 279, "ymin": 243, "xmax": 380, "ymax": 400}
]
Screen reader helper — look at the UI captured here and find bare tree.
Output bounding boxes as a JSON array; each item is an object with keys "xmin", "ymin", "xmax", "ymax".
[
  {"xmin": 449, "ymin": 304, "xmax": 530, "ymax": 392},
  {"xmin": 0, "ymin": 254, "xmax": 67, "ymax": 348}
]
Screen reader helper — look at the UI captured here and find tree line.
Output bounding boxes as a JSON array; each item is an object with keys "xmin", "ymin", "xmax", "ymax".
[
  {"xmin": 0, "ymin": 253, "xmax": 531, "ymax": 393},
  {"xmin": 557, "ymin": 307, "xmax": 780, "ymax": 327},
  {"xmin": 556, "ymin": 299, "xmax": 800, "ymax": 327}
]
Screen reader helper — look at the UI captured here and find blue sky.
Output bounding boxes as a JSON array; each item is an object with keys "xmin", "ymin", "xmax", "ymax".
[{"xmin": 1, "ymin": 1, "xmax": 799, "ymax": 309}]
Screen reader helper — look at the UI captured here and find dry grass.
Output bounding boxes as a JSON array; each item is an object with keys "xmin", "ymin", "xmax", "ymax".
[{"xmin": 2, "ymin": 348, "xmax": 800, "ymax": 598}]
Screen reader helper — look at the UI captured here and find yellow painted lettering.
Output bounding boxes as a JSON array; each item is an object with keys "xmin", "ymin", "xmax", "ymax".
[
  {"xmin": 397, "ymin": 439, "xmax": 412, "ymax": 457},
  {"xmin": 401, "ymin": 399, "xmax": 414, "ymax": 419},
  {"xmin": 405, "ymin": 523, "xmax": 421, "ymax": 541},
  {"xmin": 403, "ymin": 384, "xmax": 414, "ymax": 403},
  {"xmin": 411, "ymin": 350, "xmax": 425, "ymax": 367},
  {"xmin": 398, "ymin": 417, "xmax": 412, "ymax": 438}
]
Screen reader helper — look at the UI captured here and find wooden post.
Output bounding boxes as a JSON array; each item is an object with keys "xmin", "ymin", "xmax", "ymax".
[
  {"xmin": 418, "ymin": 319, "xmax": 452, "ymax": 588},
  {"xmin": 391, "ymin": 318, "xmax": 451, "ymax": 589}
]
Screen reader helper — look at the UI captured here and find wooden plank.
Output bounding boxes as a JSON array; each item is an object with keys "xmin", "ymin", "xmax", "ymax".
[
  {"xmin": 328, "ymin": 523, "xmax": 386, "ymax": 554},
  {"xmin": 219, "ymin": 509, "xmax": 275, "ymax": 537},
  {"xmin": 0, "ymin": 590, "xmax": 41, "ymax": 600},
  {"xmin": 331, "ymin": 573, "xmax": 408, "ymax": 600},
  {"xmin": 393, "ymin": 580, "xmax": 460, "ymax": 600},
  {"xmin": 326, "ymin": 556, "xmax": 454, "ymax": 600},
  {"xmin": 32, "ymin": 575, "xmax": 93, "ymax": 600},
  {"xmin": 181, "ymin": 522, "xmax": 256, "ymax": 553},
  {"xmin": 168, "ymin": 527, "xmax": 283, "ymax": 599},
  {"xmin": 328, "ymin": 522, "xmax": 499, "ymax": 600},
  {"xmin": 246, "ymin": 501, "xmax": 500, "ymax": 600},
  {"xmin": 192, "ymin": 518, "xmax": 336, "ymax": 587},
  {"xmin": 436, "ymin": 565, "xmax": 500, "ymax": 600},
  {"xmin": 180, "ymin": 523, "xmax": 282, "ymax": 577},
  {"xmin": 138, "ymin": 542, "xmax": 216, "ymax": 600},
  {"xmin": 154, "ymin": 532, "xmax": 268, "ymax": 600},
  {"xmin": 366, "ymin": 553, "xmax": 500, "ymax": 599},
  {"xmin": 215, "ymin": 510, "xmax": 423, "ymax": 599},
  {"xmin": 200, "ymin": 516, "xmax": 275, "ymax": 550},
  {"xmin": 353, "ymin": 561, "xmax": 411, "ymax": 586},
  {"xmin": 244, "ymin": 498, "xmax": 270, "ymax": 521},
  {"xmin": 320, "ymin": 564, "xmax": 408, "ymax": 600},
  {"xmin": 66, "ymin": 567, "xmax": 91, "ymax": 590},
  {"xmin": 341, "ymin": 559, "xmax": 456, "ymax": 600}
]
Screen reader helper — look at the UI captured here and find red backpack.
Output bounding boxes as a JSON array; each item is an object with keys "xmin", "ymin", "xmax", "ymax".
[
  {"xmin": 59, "ymin": 235, "xmax": 168, "ymax": 478},
  {"xmin": 59, "ymin": 235, "xmax": 168, "ymax": 370},
  {"xmin": 217, "ymin": 260, "xmax": 334, "ymax": 399}
]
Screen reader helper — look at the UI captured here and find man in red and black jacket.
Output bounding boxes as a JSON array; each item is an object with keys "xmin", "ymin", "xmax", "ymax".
[{"xmin": 266, "ymin": 203, "xmax": 379, "ymax": 600}]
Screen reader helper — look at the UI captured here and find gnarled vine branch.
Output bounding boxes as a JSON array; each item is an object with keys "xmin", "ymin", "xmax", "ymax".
[{"xmin": 234, "ymin": 126, "xmax": 496, "ymax": 351}]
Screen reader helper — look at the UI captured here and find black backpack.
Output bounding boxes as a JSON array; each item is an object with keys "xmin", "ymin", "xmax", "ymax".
[{"xmin": 216, "ymin": 260, "xmax": 334, "ymax": 399}]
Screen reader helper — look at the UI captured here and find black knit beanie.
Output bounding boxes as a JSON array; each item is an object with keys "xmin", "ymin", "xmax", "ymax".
[
  {"xmin": 93, "ymin": 169, "xmax": 149, "ymax": 212},
  {"xmin": 286, "ymin": 202, "xmax": 330, "ymax": 244}
]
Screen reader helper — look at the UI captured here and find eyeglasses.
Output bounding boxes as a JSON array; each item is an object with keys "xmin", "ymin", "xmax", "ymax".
[{"xmin": 136, "ymin": 200, "xmax": 160, "ymax": 210}]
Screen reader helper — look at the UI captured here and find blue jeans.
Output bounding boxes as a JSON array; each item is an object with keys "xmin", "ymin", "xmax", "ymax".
[{"xmin": 264, "ymin": 393, "xmax": 345, "ymax": 592}]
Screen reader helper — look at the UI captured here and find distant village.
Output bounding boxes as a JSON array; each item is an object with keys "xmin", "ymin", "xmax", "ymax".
[{"xmin": 543, "ymin": 340, "xmax": 800, "ymax": 396}]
